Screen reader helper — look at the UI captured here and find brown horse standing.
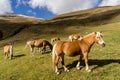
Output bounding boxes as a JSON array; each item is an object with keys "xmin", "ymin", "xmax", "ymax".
[
  {"xmin": 25, "ymin": 39, "xmax": 53, "ymax": 55},
  {"xmin": 52, "ymin": 32, "xmax": 105, "ymax": 74},
  {"xmin": 51, "ymin": 37, "xmax": 61, "ymax": 43},
  {"xmin": 4, "ymin": 44, "xmax": 13, "ymax": 60}
]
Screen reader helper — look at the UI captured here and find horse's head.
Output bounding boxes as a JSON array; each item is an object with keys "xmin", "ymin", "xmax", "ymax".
[{"xmin": 94, "ymin": 32, "xmax": 105, "ymax": 47}]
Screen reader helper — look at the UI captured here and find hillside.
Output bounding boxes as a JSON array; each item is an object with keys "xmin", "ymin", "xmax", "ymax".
[
  {"xmin": 47, "ymin": 6, "xmax": 120, "ymax": 26},
  {"xmin": 0, "ymin": 5, "xmax": 120, "ymax": 44}
]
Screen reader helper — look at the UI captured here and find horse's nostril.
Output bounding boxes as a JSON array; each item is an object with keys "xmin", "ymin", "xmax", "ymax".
[{"xmin": 102, "ymin": 43, "xmax": 105, "ymax": 47}]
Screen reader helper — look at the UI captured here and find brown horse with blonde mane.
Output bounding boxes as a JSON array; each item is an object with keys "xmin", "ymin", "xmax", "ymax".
[
  {"xmin": 52, "ymin": 32, "xmax": 105, "ymax": 74},
  {"xmin": 25, "ymin": 39, "xmax": 53, "ymax": 55}
]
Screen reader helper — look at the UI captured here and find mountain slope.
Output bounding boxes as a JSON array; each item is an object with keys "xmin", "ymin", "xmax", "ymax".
[
  {"xmin": 47, "ymin": 6, "xmax": 120, "ymax": 26},
  {"xmin": 0, "ymin": 5, "xmax": 120, "ymax": 41}
]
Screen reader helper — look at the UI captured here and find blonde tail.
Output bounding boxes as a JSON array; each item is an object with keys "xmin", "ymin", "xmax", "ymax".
[
  {"xmin": 24, "ymin": 41, "xmax": 31, "ymax": 50},
  {"xmin": 52, "ymin": 44, "xmax": 57, "ymax": 62},
  {"xmin": 52, "ymin": 43, "xmax": 57, "ymax": 69}
]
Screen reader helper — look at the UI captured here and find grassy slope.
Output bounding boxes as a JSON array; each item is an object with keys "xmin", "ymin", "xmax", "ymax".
[{"xmin": 0, "ymin": 22, "xmax": 120, "ymax": 80}]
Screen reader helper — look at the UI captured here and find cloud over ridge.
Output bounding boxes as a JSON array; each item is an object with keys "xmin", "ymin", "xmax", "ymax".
[
  {"xmin": 28, "ymin": 0, "xmax": 120, "ymax": 14},
  {"xmin": 0, "ymin": 0, "xmax": 13, "ymax": 14},
  {"xmin": 0, "ymin": 0, "xmax": 120, "ymax": 15}
]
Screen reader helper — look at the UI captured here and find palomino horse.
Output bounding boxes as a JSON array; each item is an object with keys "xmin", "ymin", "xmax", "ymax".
[
  {"xmin": 4, "ymin": 44, "xmax": 13, "ymax": 60},
  {"xmin": 51, "ymin": 37, "xmax": 61, "ymax": 43},
  {"xmin": 25, "ymin": 39, "xmax": 53, "ymax": 55},
  {"xmin": 69, "ymin": 33, "xmax": 83, "ymax": 42},
  {"xmin": 52, "ymin": 32, "xmax": 105, "ymax": 74}
]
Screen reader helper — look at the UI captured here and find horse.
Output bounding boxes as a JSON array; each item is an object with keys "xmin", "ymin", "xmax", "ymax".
[
  {"xmin": 51, "ymin": 37, "xmax": 61, "ymax": 43},
  {"xmin": 52, "ymin": 32, "xmax": 105, "ymax": 74},
  {"xmin": 4, "ymin": 44, "xmax": 13, "ymax": 60},
  {"xmin": 24, "ymin": 39, "xmax": 53, "ymax": 55},
  {"xmin": 68, "ymin": 33, "xmax": 83, "ymax": 42}
]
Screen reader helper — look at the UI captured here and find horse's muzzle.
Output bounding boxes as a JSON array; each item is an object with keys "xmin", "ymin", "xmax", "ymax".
[{"xmin": 101, "ymin": 43, "xmax": 105, "ymax": 47}]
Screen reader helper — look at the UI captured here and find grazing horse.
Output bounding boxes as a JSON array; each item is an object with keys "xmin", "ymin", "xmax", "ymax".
[
  {"xmin": 25, "ymin": 39, "xmax": 53, "ymax": 55},
  {"xmin": 52, "ymin": 32, "xmax": 105, "ymax": 74},
  {"xmin": 4, "ymin": 44, "xmax": 13, "ymax": 60},
  {"xmin": 69, "ymin": 33, "xmax": 83, "ymax": 42},
  {"xmin": 51, "ymin": 37, "xmax": 61, "ymax": 43}
]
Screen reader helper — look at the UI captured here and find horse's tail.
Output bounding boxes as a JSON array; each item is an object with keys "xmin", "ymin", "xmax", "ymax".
[
  {"xmin": 24, "ymin": 41, "xmax": 31, "ymax": 50},
  {"xmin": 52, "ymin": 43, "xmax": 57, "ymax": 70}
]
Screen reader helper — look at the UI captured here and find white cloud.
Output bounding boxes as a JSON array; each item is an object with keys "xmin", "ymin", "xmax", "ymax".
[
  {"xmin": 16, "ymin": 0, "xmax": 29, "ymax": 8},
  {"xmin": 99, "ymin": 0, "xmax": 120, "ymax": 6},
  {"xmin": 27, "ymin": 10, "xmax": 36, "ymax": 16},
  {"xmin": 28, "ymin": 0, "xmax": 100, "ymax": 14},
  {"xmin": 0, "ymin": 0, "xmax": 13, "ymax": 14},
  {"xmin": 28, "ymin": 0, "xmax": 120, "ymax": 14},
  {"xmin": 29, "ymin": 0, "xmax": 47, "ymax": 8}
]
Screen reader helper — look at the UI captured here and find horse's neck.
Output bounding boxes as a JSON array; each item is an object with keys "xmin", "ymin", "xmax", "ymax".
[
  {"xmin": 48, "ymin": 42, "xmax": 53, "ymax": 50},
  {"xmin": 83, "ymin": 34, "xmax": 95, "ymax": 47}
]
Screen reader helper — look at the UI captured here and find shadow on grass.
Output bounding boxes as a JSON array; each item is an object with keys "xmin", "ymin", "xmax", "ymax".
[
  {"xmin": 14, "ymin": 54, "xmax": 26, "ymax": 58},
  {"xmin": 66, "ymin": 59, "xmax": 120, "ymax": 70},
  {"xmin": 37, "ymin": 51, "xmax": 51, "ymax": 55}
]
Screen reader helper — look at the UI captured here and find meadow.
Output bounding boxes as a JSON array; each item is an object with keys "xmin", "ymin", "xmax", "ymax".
[{"xmin": 0, "ymin": 22, "xmax": 120, "ymax": 80}]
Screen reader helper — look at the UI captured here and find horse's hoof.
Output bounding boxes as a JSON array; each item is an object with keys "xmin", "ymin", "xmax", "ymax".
[
  {"xmin": 76, "ymin": 67, "xmax": 81, "ymax": 70},
  {"xmin": 87, "ymin": 69, "xmax": 91, "ymax": 72},
  {"xmin": 66, "ymin": 70, "xmax": 69, "ymax": 72},
  {"xmin": 56, "ymin": 71, "xmax": 60, "ymax": 75},
  {"xmin": 65, "ymin": 69, "xmax": 69, "ymax": 72},
  {"xmin": 9, "ymin": 58, "xmax": 12, "ymax": 60}
]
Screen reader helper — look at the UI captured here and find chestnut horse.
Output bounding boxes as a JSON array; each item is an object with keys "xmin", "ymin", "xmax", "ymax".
[
  {"xmin": 52, "ymin": 32, "xmax": 105, "ymax": 74},
  {"xmin": 25, "ymin": 39, "xmax": 53, "ymax": 55},
  {"xmin": 4, "ymin": 44, "xmax": 13, "ymax": 60},
  {"xmin": 69, "ymin": 33, "xmax": 83, "ymax": 42},
  {"xmin": 51, "ymin": 37, "xmax": 61, "ymax": 43}
]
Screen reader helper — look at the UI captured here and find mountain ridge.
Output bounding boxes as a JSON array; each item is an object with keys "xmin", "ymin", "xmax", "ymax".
[{"xmin": 0, "ymin": 5, "xmax": 120, "ymax": 41}]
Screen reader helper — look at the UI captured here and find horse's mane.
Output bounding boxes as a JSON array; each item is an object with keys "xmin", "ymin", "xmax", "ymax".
[{"xmin": 83, "ymin": 32, "xmax": 95, "ymax": 38}]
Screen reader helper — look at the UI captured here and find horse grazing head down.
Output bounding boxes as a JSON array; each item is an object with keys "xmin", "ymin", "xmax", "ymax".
[{"xmin": 94, "ymin": 32, "xmax": 105, "ymax": 47}]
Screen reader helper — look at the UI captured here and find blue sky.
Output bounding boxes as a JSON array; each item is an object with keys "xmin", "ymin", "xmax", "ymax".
[
  {"xmin": 0, "ymin": 0, "xmax": 120, "ymax": 20},
  {"xmin": 11, "ymin": 0, "xmax": 55, "ymax": 19}
]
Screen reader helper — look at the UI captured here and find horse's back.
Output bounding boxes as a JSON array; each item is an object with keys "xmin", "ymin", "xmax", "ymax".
[
  {"xmin": 4, "ymin": 45, "xmax": 12, "ymax": 53},
  {"xmin": 34, "ymin": 39, "xmax": 45, "ymax": 46},
  {"xmin": 55, "ymin": 41, "xmax": 82, "ymax": 56}
]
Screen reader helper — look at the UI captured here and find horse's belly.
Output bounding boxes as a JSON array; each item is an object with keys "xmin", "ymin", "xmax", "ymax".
[{"xmin": 65, "ymin": 51, "xmax": 81, "ymax": 57}]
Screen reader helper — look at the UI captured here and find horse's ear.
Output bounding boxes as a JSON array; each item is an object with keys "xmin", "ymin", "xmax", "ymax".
[
  {"xmin": 100, "ymin": 31, "xmax": 102, "ymax": 33},
  {"xmin": 94, "ymin": 32, "xmax": 97, "ymax": 34}
]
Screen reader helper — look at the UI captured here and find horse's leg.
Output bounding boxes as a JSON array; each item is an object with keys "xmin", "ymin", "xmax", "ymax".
[
  {"xmin": 76, "ymin": 55, "xmax": 83, "ymax": 70},
  {"xmin": 9, "ymin": 52, "xmax": 12, "ymax": 60},
  {"xmin": 42, "ymin": 42, "xmax": 46, "ymax": 54},
  {"xmin": 83, "ymin": 52, "xmax": 91, "ymax": 72},
  {"xmin": 9, "ymin": 48, "xmax": 13, "ymax": 60},
  {"xmin": 54, "ymin": 56, "xmax": 60, "ymax": 74},
  {"xmin": 41, "ymin": 46, "xmax": 45, "ymax": 54},
  {"xmin": 61, "ymin": 55, "xmax": 69, "ymax": 72},
  {"xmin": 39, "ymin": 47, "xmax": 41, "ymax": 53},
  {"xmin": 30, "ymin": 46, "xmax": 34, "ymax": 56},
  {"xmin": 4, "ymin": 52, "xmax": 7, "ymax": 60}
]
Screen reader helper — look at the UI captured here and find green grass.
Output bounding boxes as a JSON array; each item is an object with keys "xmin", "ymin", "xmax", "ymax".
[{"xmin": 0, "ymin": 22, "xmax": 120, "ymax": 80}]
